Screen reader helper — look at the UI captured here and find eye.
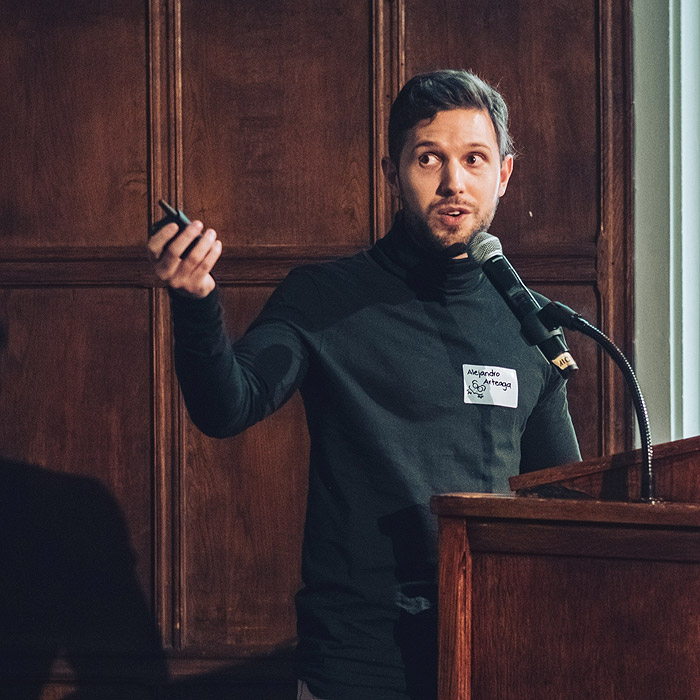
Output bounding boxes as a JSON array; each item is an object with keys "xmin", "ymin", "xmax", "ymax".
[
  {"xmin": 418, "ymin": 152, "xmax": 439, "ymax": 166},
  {"xmin": 466, "ymin": 153, "xmax": 485, "ymax": 166}
]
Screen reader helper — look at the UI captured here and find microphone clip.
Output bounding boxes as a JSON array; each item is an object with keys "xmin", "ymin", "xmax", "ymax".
[{"xmin": 523, "ymin": 306, "xmax": 579, "ymax": 377}]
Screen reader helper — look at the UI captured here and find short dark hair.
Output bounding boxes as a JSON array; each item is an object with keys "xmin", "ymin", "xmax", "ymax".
[{"xmin": 388, "ymin": 69, "xmax": 514, "ymax": 165}]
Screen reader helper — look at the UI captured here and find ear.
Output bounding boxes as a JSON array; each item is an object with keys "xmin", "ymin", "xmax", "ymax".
[
  {"xmin": 381, "ymin": 156, "xmax": 401, "ymax": 197},
  {"xmin": 498, "ymin": 154, "xmax": 514, "ymax": 197}
]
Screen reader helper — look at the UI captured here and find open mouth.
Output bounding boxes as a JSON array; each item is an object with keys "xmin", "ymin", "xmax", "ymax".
[
  {"xmin": 436, "ymin": 204, "xmax": 471, "ymax": 218},
  {"xmin": 437, "ymin": 209, "xmax": 470, "ymax": 224}
]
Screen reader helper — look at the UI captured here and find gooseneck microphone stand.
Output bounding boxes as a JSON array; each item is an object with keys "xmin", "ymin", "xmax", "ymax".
[{"xmin": 538, "ymin": 301, "xmax": 656, "ymax": 502}]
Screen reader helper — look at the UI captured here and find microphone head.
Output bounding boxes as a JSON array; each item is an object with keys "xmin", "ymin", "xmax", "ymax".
[{"xmin": 467, "ymin": 230, "xmax": 502, "ymax": 265}]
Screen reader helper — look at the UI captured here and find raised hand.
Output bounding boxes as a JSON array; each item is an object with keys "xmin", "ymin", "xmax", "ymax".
[{"xmin": 147, "ymin": 220, "xmax": 222, "ymax": 299}]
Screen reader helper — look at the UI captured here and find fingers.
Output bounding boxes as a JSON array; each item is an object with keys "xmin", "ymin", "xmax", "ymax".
[
  {"xmin": 186, "ymin": 236, "xmax": 223, "ymax": 298},
  {"xmin": 170, "ymin": 230, "xmax": 222, "ymax": 298},
  {"xmin": 147, "ymin": 220, "xmax": 202, "ymax": 261},
  {"xmin": 148, "ymin": 221, "xmax": 223, "ymax": 299}
]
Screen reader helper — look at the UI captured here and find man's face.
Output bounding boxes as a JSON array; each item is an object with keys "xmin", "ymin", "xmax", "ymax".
[{"xmin": 382, "ymin": 108, "xmax": 513, "ymax": 256}]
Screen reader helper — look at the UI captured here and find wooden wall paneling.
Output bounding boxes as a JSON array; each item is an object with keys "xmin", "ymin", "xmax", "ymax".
[
  {"xmin": 373, "ymin": 0, "xmax": 406, "ymax": 236},
  {"xmin": 179, "ymin": 286, "xmax": 308, "ymax": 655},
  {"xmin": 148, "ymin": 0, "xmax": 184, "ymax": 659},
  {"xmin": 152, "ymin": 286, "xmax": 179, "ymax": 656},
  {"xmin": 0, "ymin": 288, "xmax": 166, "ymax": 690},
  {"xmin": 148, "ymin": 0, "xmax": 180, "ymax": 204},
  {"xmin": 179, "ymin": 0, "xmax": 373, "ymax": 254},
  {"xmin": 181, "ymin": 402, "xmax": 308, "ymax": 651},
  {"xmin": 0, "ymin": 0, "xmax": 149, "ymax": 253},
  {"xmin": 597, "ymin": 0, "xmax": 634, "ymax": 455},
  {"xmin": 1, "ymin": 0, "xmax": 166, "ymax": 695},
  {"xmin": 404, "ymin": 0, "xmax": 599, "ymax": 252},
  {"xmin": 527, "ymin": 281, "xmax": 603, "ymax": 460},
  {"xmin": 0, "ymin": 288, "xmax": 154, "ymax": 595}
]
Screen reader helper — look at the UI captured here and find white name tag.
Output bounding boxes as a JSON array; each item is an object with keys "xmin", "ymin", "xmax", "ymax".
[{"xmin": 462, "ymin": 364, "xmax": 518, "ymax": 408}]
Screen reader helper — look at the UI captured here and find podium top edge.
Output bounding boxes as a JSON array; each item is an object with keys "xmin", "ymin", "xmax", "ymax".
[{"xmin": 430, "ymin": 492, "xmax": 700, "ymax": 527}]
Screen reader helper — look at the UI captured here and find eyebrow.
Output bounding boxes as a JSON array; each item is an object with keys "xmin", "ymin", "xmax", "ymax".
[{"xmin": 412, "ymin": 139, "xmax": 494, "ymax": 152}]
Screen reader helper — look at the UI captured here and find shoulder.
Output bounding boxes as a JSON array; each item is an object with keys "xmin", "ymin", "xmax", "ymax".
[
  {"xmin": 282, "ymin": 248, "xmax": 382, "ymax": 295},
  {"xmin": 253, "ymin": 249, "xmax": 378, "ymax": 325}
]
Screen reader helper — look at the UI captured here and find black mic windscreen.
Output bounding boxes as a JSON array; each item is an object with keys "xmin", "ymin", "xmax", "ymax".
[{"xmin": 467, "ymin": 230, "xmax": 502, "ymax": 264}]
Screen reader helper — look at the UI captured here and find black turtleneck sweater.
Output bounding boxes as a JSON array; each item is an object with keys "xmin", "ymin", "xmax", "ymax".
[{"xmin": 170, "ymin": 217, "xmax": 580, "ymax": 700}]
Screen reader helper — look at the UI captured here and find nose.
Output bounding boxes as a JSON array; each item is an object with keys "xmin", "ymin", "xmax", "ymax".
[{"xmin": 437, "ymin": 158, "xmax": 466, "ymax": 196}]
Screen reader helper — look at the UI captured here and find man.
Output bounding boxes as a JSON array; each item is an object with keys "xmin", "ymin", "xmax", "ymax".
[{"xmin": 148, "ymin": 70, "xmax": 580, "ymax": 700}]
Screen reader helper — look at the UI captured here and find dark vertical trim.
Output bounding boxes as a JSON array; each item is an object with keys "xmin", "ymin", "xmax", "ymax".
[
  {"xmin": 148, "ymin": 0, "xmax": 184, "ymax": 653},
  {"xmin": 372, "ymin": 0, "xmax": 406, "ymax": 241},
  {"xmin": 597, "ymin": 0, "xmax": 635, "ymax": 454}
]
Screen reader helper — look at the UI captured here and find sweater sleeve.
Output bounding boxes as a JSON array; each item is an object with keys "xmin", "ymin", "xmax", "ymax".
[
  {"xmin": 169, "ymin": 270, "xmax": 317, "ymax": 438},
  {"xmin": 518, "ymin": 374, "xmax": 581, "ymax": 473}
]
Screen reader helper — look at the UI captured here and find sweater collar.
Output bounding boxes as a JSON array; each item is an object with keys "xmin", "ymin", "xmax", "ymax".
[{"xmin": 369, "ymin": 212, "xmax": 484, "ymax": 298}]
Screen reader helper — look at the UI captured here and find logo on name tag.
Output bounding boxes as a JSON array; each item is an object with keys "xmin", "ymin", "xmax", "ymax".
[{"xmin": 462, "ymin": 364, "xmax": 518, "ymax": 408}]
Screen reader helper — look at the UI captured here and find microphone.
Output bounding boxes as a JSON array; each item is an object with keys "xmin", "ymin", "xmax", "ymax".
[{"xmin": 467, "ymin": 231, "xmax": 578, "ymax": 378}]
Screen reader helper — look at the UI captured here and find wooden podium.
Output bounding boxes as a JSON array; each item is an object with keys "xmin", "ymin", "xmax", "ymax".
[{"xmin": 430, "ymin": 436, "xmax": 700, "ymax": 700}]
